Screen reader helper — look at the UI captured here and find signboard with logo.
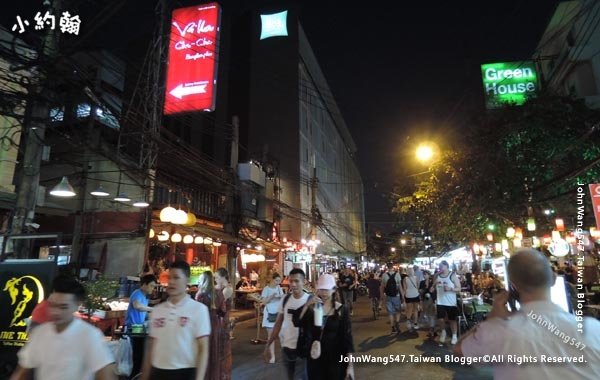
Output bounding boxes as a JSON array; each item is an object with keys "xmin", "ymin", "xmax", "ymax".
[
  {"xmin": 260, "ymin": 10, "xmax": 288, "ymax": 40},
  {"xmin": 589, "ymin": 184, "xmax": 600, "ymax": 230},
  {"xmin": 164, "ymin": 3, "xmax": 221, "ymax": 114},
  {"xmin": 0, "ymin": 260, "xmax": 55, "ymax": 362},
  {"xmin": 481, "ymin": 61, "xmax": 538, "ymax": 109}
]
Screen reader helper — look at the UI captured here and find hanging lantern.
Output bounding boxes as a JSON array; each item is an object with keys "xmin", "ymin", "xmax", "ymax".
[
  {"xmin": 506, "ymin": 227, "xmax": 515, "ymax": 238},
  {"xmin": 194, "ymin": 236, "xmax": 204, "ymax": 244},
  {"xmin": 183, "ymin": 235, "xmax": 194, "ymax": 244},
  {"xmin": 515, "ymin": 228, "xmax": 523, "ymax": 240},
  {"xmin": 527, "ymin": 218, "xmax": 536, "ymax": 231},
  {"xmin": 532, "ymin": 237, "xmax": 541, "ymax": 248},
  {"xmin": 160, "ymin": 206, "xmax": 176, "ymax": 222},
  {"xmin": 213, "ymin": 241, "xmax": 222, "ymax": 247},
  {"xmin": 486, "ymin": 233, "xmax": 494, "ymax": 242},
  {"xmin": 513, "ymin": 238, "xmax": 522, "ymax": 248},
  {"xmin": 552, "ymin": 230, "xmax": 561, "ymax": 241},
  {"xmin": 171, "ymin": 209, "xmax": 188, "ymax": 225},
  {"xmin": 149, "ymin": 228, "xmax": 155, "ymax": 238},
  {"xmin": 555, "ymin": 218, "xmax": 565, "ymax": 232},
  {"xmin": 171, "ymin": 233, "xmax": 182, "ymax": 243},
  {"xmin": 184, "ymin": 212, "xmax": 197, "ymax": 227},
  {"xmin": 203, "ymin": 237, "xmax": 213, "ymax": 245},
  {"xmin": 157, "ymin": 231, "xmax": 170, "ymax": 241}
]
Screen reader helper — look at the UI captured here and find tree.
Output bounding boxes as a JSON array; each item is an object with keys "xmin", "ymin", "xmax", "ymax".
[{"xmin": 394, "ymin": 94, "xmax": 600, "ymax": 242}]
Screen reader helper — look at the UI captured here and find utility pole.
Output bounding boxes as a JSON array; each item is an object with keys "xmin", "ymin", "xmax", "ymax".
[
  {"xmin": 9, "ymin": 0, "xmax": 60, "ymax": 258},
  {"xmin": 309, "ymin": 165, "xmax": 319, "ymax": 281},
  {"xmin": 226, "ymin": 116, "xmax": 241, "ymax": 282}
]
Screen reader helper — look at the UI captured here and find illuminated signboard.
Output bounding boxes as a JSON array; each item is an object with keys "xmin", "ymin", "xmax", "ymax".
[
  {"xmin": 260, "ymin": 10, "xmax": 288, "ymax": 40},
  {"xmin": 164, "ymin": 3, "xmax": 221, "ymax": 114},
  {"xmin": 481, "ymin": 61, "xmax": 538, "ymax": 109},
  {"xmin": 0, "ymin": 260, "xmax": 55, "ymax": 362}
]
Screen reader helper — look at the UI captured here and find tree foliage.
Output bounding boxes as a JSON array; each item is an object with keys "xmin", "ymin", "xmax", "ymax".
[{"xmin": 394, "ymin": 94, "xmax": 600, "ymax": 242}]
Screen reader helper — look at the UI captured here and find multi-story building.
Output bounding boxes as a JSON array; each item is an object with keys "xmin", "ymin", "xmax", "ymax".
[
  {"xmin": 535, "ymin": 0, "xmax": 600, "ymax": 108},
  {"xmin": 228, "ymin": 3, "xmax": 366, "ymax": 272}
]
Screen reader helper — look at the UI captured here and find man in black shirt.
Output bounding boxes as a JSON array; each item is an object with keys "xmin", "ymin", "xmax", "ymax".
[{"xmin": 338, "ymin": 267, "xmax": 356, "ymax": 316}]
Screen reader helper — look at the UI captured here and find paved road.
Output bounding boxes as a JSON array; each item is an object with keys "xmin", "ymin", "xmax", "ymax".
[{"xmin": 231, "ymin": 295, "xmax": 494, "ymax": 379}]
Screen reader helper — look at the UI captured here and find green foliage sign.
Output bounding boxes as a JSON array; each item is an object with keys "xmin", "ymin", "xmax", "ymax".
[{"xmin": 481, "ymin": 61, "xmax": 538, "ymax": 109}]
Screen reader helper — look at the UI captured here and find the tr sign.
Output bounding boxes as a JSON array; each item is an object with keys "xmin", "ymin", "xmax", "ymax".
[{"xmin": 164, "ymin": 3, "xmax": 221, "ymax": 114}]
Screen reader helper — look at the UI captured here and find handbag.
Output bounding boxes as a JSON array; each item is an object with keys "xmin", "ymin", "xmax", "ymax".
[{"xmin": 267, "ymin": 312, "xmax": 278, "ymax": 323}]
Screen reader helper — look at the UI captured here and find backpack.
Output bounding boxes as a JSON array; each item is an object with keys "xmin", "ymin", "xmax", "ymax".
[{"xmin": 384, "ymin": 272, "xmax": 399, "ymax": 297}]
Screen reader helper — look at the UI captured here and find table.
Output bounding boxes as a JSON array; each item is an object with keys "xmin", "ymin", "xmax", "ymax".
[
  {"xmin": 235, "ymin": 288, "xmax": 262, "ymax": 309},
  {"xmin": 76, "ymin": 311, "xmax": 125, "ymax": 336}
]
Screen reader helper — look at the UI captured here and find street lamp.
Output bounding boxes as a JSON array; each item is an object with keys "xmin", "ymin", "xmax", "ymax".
[{"xmin": 416, "ymin": 144, "xmax": 434, "ymax": 163}]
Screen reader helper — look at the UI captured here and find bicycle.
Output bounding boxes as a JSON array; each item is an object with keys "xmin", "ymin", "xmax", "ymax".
[{"xmin": 371, "ymin": 296, "xmax": 380, "ymax": 320}]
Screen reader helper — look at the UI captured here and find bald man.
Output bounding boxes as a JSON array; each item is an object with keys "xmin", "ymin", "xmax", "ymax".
[{"xmin": 454, "ymin": 249, "xmax": 600, "ymax": 379}]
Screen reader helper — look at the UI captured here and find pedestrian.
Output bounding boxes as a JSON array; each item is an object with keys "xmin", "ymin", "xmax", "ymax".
[
  {"xmin": 419, "ymin": 270, "xmax": 436, "ymax": 337},
  {"xmin": 402, "ymin": 267, "xmax": 420, "ymax": 333},
  {"xmin": 195, "ymin": 270, "xmax": 232, "ymax": 380},
  {"xmin": 381, "ymin": 263, "xmax": 403, "ymax": 334},
  {"xmin": 337, "ymin": 267, "xmax": 355, "ymax": 316},
  {"xmin": 250, "ymin": 270, "xmax": 259, "ymax": 287},
  {"xmin": 261, "ymin": 273, "xmax": 284, "ymax": 364},
  {"xmin": 126, "ymin": 274, "xmax": 157, "ymax": 327},
  {"xmin": 264, "ymin": 268, "xmax": 310, "ymax": 380},
  {"xmin": 413, "ymin": 265, "xmax": 424, "ymax": 284},
  {"xmin": 295, "ymin": 274, "xmax": 355, "ymax": 380},
  {"xmin": 126, "ymin": 274, "xmax": 157, "ymax": 378},
  {"xmin": 430, "ymin": 260, "xmax": 461, "ymax": 345},
  {"xmin": 213, "ymin": 268, "xmax": 234, "ymax": 379},
  {"xmin": 10, "ymin": 275, "xmax": 116, "ymax": 380},
  {"xmin": 141, "ymin": 261, "xmax": 210, "ymax": 380},
  {"xmin": 366, "ymin": 273, "xmax": 381, "ymax": 310},
  {"xmin": 454, "ymin": 248, "xmax": 600, "ymax": 379}
]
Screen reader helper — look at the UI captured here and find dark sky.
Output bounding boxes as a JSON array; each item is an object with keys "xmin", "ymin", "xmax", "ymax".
[
  {"xmin": 299, "ymin": 0, "xmax": 559, "ymax": 232},
  {"xmin": 1, "ymin": 0, "xmax": 559, "ymax": 233}
]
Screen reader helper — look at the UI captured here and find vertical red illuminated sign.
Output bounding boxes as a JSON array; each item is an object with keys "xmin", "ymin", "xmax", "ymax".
[
  {"xmin": 589, "ymin": 184, "xmax": 600, "ymax": 230},
  {"xmin": 164, "ymin": 3, "xmax": 221, "ymax": 114}
]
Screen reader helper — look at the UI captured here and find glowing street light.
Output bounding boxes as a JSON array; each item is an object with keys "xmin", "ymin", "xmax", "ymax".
[{"xmin": 416, "ymin": 144, "xmax": 434, "ymax": 163}]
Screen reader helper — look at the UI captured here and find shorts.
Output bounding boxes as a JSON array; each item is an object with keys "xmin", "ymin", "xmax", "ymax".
[
  {"xmin": 436, "ymin": 304, "xmax": 459, "ymax": 321},
  {"xmin": 386, "ymin": 296, "xmax": 402, "ymax": 314},
  {"xmin": 405, "ymin": 296, "xmax": 420, "ymax": 304}
]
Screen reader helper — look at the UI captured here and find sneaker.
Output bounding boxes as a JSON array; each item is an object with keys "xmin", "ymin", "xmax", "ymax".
[
  {"xmin": 394, "ymin": 322, "xmax": 401, "ymax": 334},
  {"xmin": 391, "ymin": 325, "xmax": 397, "ymax": 334},
  {"xmin": 406, "ymin": 321, "xmax": 412, "ymax": 329},
  {"xmin": 439, "ymin": 329, "xmax": 447, "ymax": 343},
  {"xmin": 451, "ymin": 335, "xmax": 458, "ymax": 345}
]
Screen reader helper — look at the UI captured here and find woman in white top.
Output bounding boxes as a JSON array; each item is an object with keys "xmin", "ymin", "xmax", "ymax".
[
  {"xmin": 403, "ymin": 267, "xmax": 420, "ymax": 332},
  {"xmin": 260, "ymin": 273, "xmax": 283, "ymax": 363}
]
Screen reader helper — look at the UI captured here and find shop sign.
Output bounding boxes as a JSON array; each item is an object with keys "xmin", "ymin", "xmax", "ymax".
[
  {"xmin": 164, "ymin": 3, "xmax": 221, "ymax": 114},
  {"xmin": 589, "ymin": 184, "xmax": 600, "ymax": 230},
  {"xmin": 260, "ymin": 10, "xmax": 288, "ymax": 40},
  {"xmin": 0, "ymin": 260, "xmax": 55, "ymax": 359},
  {"xmin": 481, "ymin": 61, "xmax": 538, "ymax": 109}
]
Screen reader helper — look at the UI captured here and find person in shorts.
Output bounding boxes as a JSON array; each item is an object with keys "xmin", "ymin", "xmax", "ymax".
[
  {"xmin": 380, "ymin": 263, "xmax": 404, "ymax": 334},
  {"xmin": 430, "ymin": 260, "xmax": 461, "ymax": 345}
]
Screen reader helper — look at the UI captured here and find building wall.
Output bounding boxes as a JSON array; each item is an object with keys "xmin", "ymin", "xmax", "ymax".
[{"xmin": 535, "ymin": 0, "xmax": 600, "ymax": 108}]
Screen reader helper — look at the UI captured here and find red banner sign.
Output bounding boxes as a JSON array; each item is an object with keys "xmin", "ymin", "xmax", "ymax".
[
  {"xmin": 164, "ymin": 3, "xmax": 221, "ymax": 114},
  {"xmin": 589, "ymin": 184, "xmax": 600, "ymax": 230}
]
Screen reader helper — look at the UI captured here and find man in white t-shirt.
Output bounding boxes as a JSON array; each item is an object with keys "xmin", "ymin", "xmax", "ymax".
[
  {"xmin": 141, "ymin": 261, "xmax": 210, "ymax": 380},
  {"xmin": 10, "ymin": 276, "xmax": 116, "ymax": 380},
  {"xmin": 454, "ymin": 249, "xmax": 600, "ymax": 380},
  {"xmin": 264, "ymin": 268, "xmax": 310, "ymax": 380}
]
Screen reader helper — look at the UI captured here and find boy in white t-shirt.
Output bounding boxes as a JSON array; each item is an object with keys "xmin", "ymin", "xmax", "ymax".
[
  {"xmin": 264, "ymin": 268, "xmax": 309, "ymax": 380},
  {"xmin": 10, "ymin": 276, "xmax": 116, "ymax": 380}
]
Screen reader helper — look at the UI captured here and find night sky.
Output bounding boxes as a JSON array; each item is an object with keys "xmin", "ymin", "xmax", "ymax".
[
  {"xmin": 300, "ymin": 0, "xmax": 559, "ymax": 232},
  {"xmin": 1, "ymin": 0, "xmax": 559, "ymax": 233}
]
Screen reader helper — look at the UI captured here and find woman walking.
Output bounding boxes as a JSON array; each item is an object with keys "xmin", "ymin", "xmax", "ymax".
[
  {"xmin": 260, "ymin": 273, "xmax": 284, "ymax": 363},
  {"xmin": 419, "ymin": 270, "xmax": 436, "ymax": 337},
  {"xmin": 296, "ymin": 274, "xmax": 355, "ymax": 380},
  {"xmin": 211, "ymin": 268, "xmax": 234, "ymax": 380},
  {"xmin": 403, "ymin": 267, "xmax": 420, "ymax": 333}
]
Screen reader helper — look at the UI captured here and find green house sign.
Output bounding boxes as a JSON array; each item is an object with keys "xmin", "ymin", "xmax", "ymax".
[{"xmin": 481, "ymin": 61, "xmax": 538, "ymax": 109}]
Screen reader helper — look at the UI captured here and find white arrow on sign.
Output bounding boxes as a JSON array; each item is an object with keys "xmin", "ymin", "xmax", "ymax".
[{"xmin": 169, "ymin": 84, "xmax": 207, "ymax": 99}]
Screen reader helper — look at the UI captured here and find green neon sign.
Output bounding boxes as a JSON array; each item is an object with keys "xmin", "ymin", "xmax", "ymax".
[{"xmin": 481, "ymin": 61, "xmax": 538, "ymax": 109}]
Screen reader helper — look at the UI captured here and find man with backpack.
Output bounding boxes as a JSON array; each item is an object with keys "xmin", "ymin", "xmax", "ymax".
[
  {"xmin": 380, "ymin": 263, "xmax": 404, "ymax": 334},
  {"xmin": 264, "ymin": 268, "xmax": 310, "ymax": 380}
]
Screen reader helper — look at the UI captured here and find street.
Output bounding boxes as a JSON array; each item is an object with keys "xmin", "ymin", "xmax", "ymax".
[{"xmin": 232, "ymin": 296, "xmax": 493, "ymax": 379}]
